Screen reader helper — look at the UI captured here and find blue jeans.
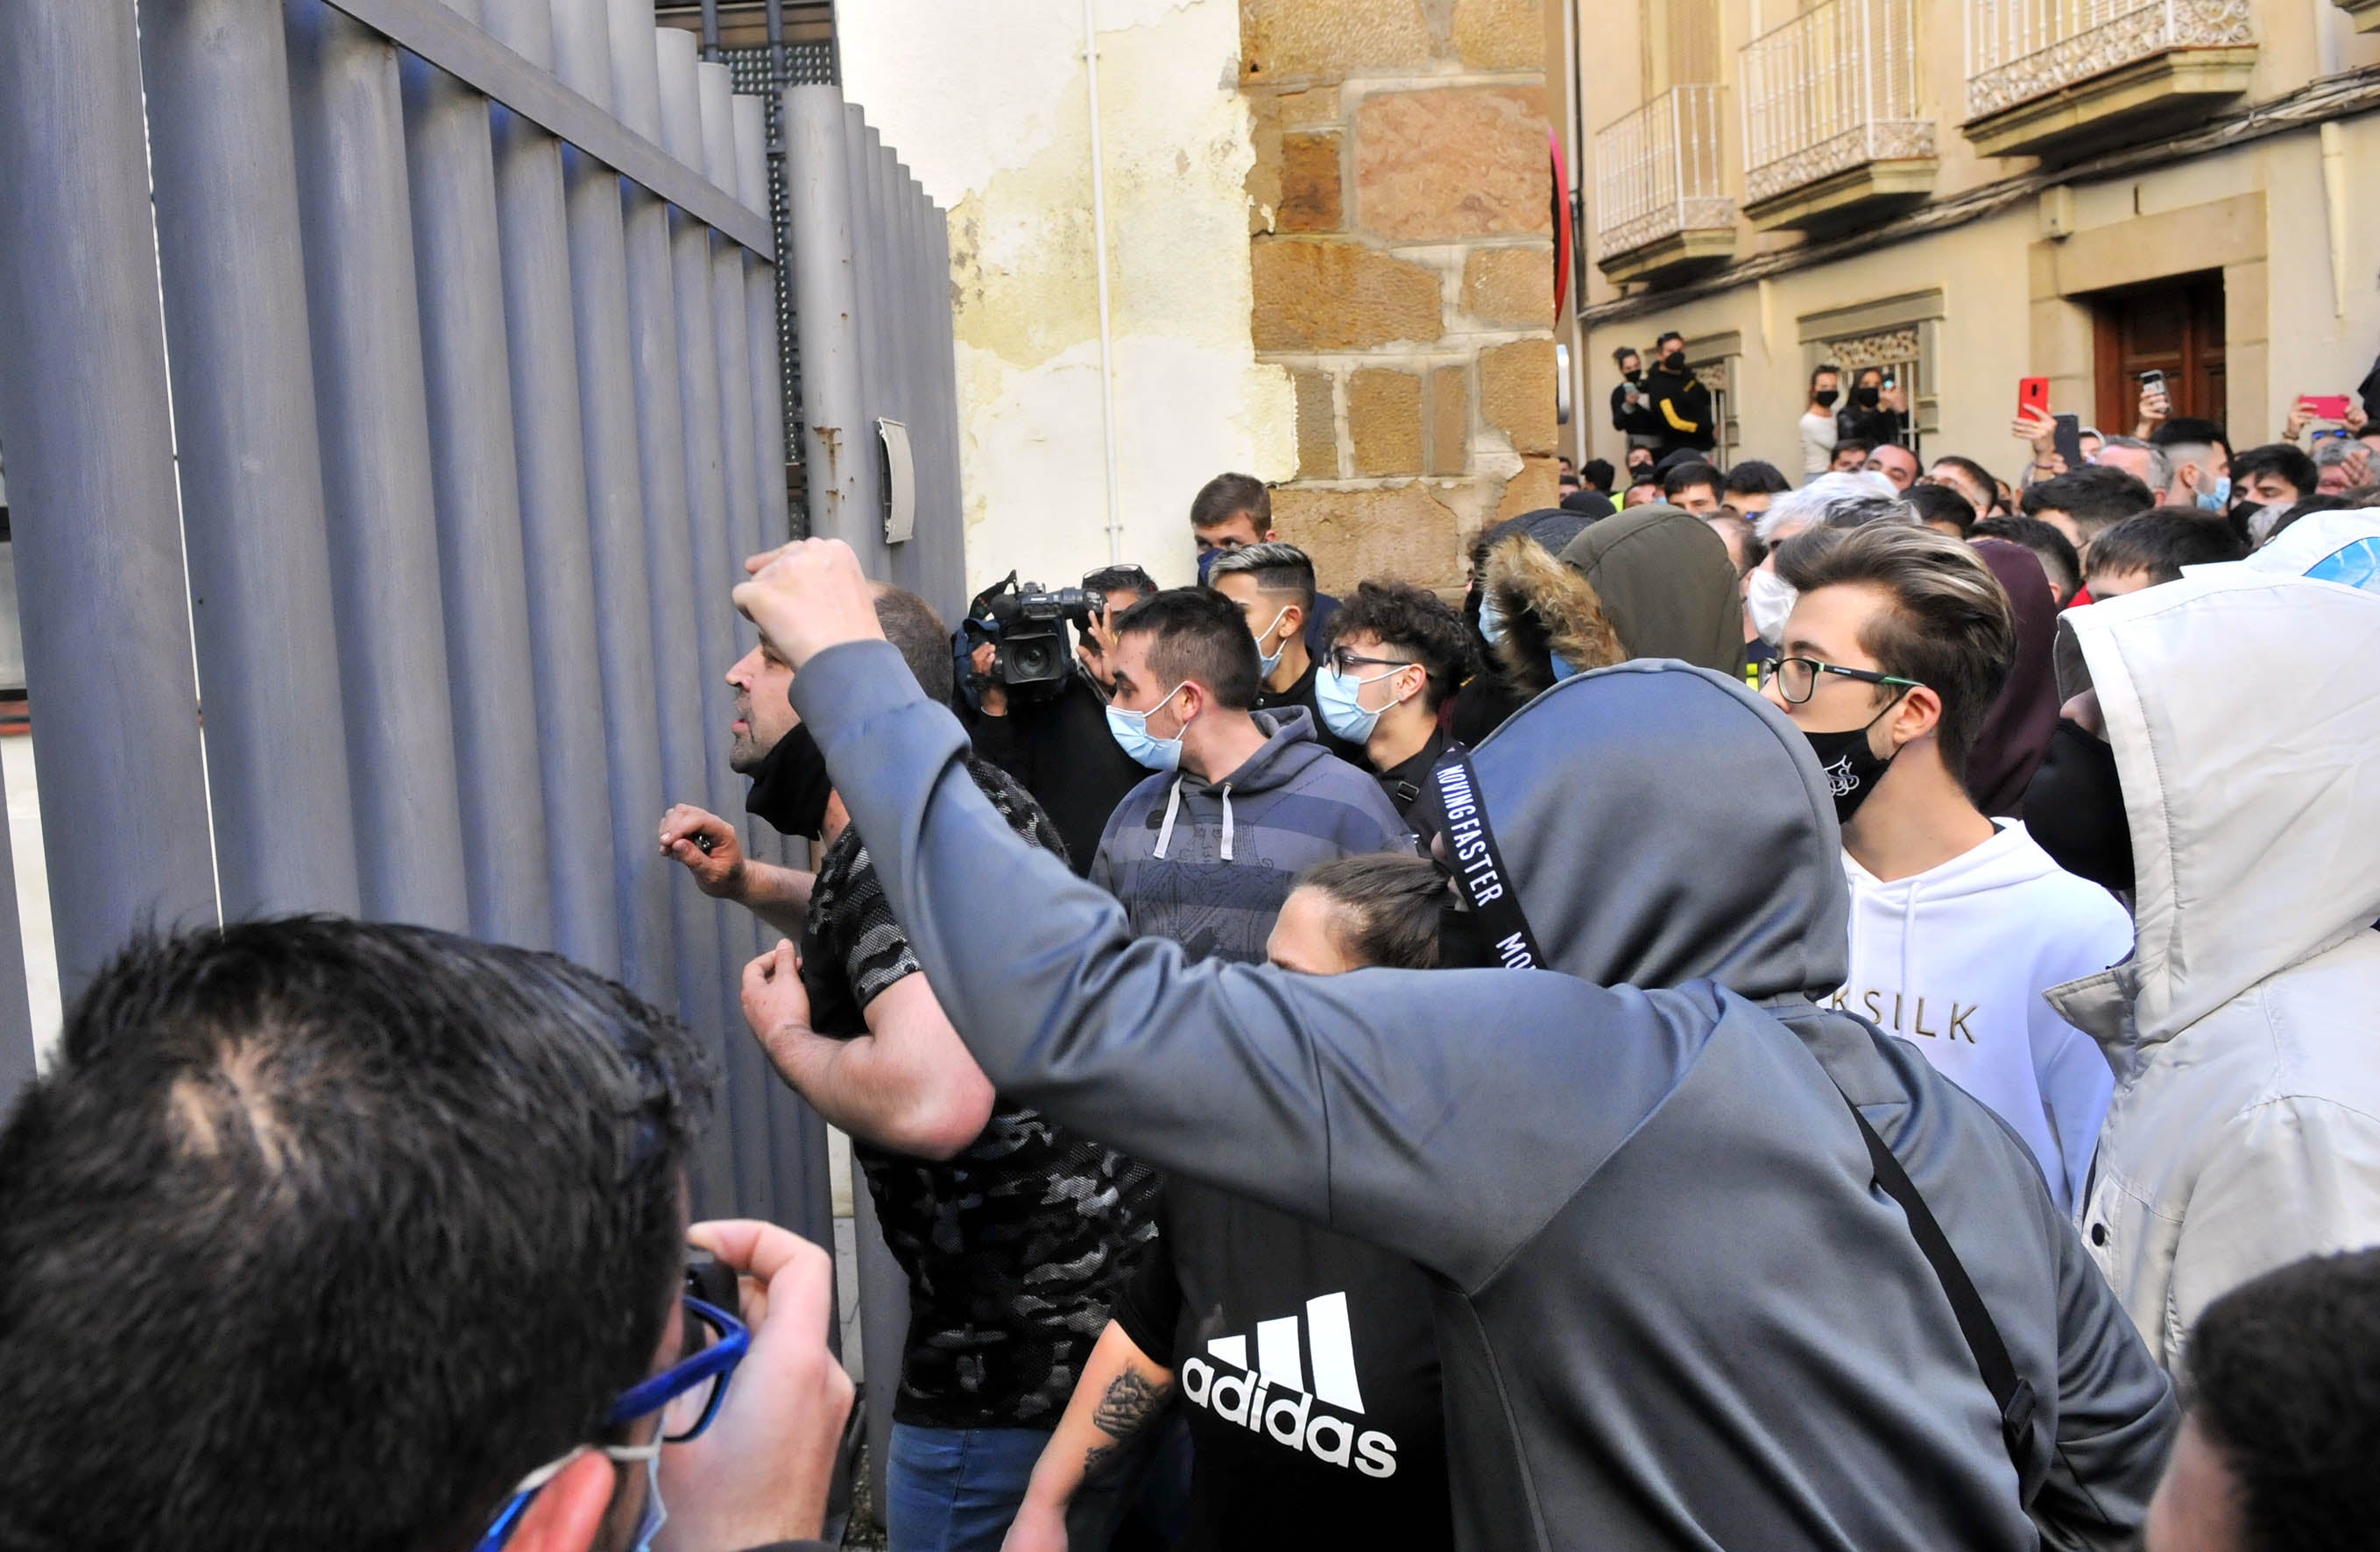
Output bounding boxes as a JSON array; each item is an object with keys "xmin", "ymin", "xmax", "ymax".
[{"xmin": 886, "ymin": 1423, "xmax": 1048, "ymax": 1552}]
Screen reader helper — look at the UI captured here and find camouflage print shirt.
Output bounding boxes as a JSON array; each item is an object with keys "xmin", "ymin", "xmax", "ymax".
[{"xmin": 800, "ymin": 757, "xmax": 1162, "ymax": 1429}]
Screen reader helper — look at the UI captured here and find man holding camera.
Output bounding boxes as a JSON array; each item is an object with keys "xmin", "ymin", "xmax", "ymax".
[
  {"xmin": 0, "ymin": 917, "xmax": 852, "ymax": 1552},
  {"xmin": 965, "ymin": 566, "xmax": 1153, "ymax": 875},
  {"xmin": 664, "ymin": 586, "xmax": 1161, "ymax": 1552}
]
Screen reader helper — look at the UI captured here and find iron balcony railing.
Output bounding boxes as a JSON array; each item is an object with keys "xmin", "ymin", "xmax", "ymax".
[
  {"xmin": 1965, "ymin": 0, "xmax": 2256, "ymax": 122},
  {"xmin": 1593, "ymin": 84, "xmax": 1734, "ymax": 260},
  {"xmin": 1742, "ymin": 0, "xmax": 1935, "ymax": 207}
]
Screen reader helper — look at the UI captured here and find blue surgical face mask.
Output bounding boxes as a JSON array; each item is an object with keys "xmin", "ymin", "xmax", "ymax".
[
  {"xmin": 1317, "ymin": 663, "xmax": 1409, "ymax": 744},
  {"xmin": 1105, "ymin": 682, "xmax": 1190, "ymax": 772},
  {"xmin": 1252, "ymin": 605, "xmax": 1290, "ymax": 679},
  {"xmin": 2195, "ymin": 474, "xmax": 2231, "ymax": 512},
  {"xmin": 1478, "ymin": 595, "xmax": 1508, "ymax": 648}
]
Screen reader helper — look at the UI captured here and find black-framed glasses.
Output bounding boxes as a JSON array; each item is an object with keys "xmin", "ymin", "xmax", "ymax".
[
  {"xmin": 1760, "ymin": 656, "xmax": 1919, "ymax": 706},
  {"xmin": 1326, "ymin": 647, "xmax": 1414, "ymax": 677}
]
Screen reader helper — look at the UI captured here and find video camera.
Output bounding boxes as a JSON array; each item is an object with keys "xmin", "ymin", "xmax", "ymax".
[{"xmin": 964, "ymin": 573, "xmax": 1106, "ymax": 697}]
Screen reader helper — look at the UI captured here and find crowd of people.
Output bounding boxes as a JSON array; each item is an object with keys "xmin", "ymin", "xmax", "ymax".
[{"xmin": 2, "ymin": 363, "xmax": 2377, "ymax": 1552}]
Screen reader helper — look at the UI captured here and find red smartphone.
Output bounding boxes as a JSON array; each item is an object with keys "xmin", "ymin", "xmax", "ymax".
[
  {"xmin": 2017, "ymin": 377, "xmax": 2052, "ymax": 418},
  {"xmin": 2303, "ymin": 393, "xmax": 2351, "ymax": 420}
]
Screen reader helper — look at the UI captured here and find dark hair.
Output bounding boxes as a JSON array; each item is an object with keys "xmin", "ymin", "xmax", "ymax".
[
  {"xmin": 1655, "ymin": 330, "xmax": 1684, "ymax": 351},
  {"xmin": 1084, "ymin": 564, "xmax": 1155, "ymax": 602},
  {"xmin": 2232, "ymin": 442, "xmax": 2319, "ymax": 501},
  {"xmin": 1326, "ymin": 580, "xmax": 1475, "ymax": 713},
  {"xmin": 1854, "ymin": 364, "xmax": 1885, "ymax": 384},
  {"xmin": 1904, "ymin": 483, "xmax": 1976, "ymax": 538},
  {"xmin": 874, "ymin": 584, "xmax": 955, "ymax": 703},
  {"xmin": 1611, "ymin": 344, "xmax": 1639, "ymax": 367},
  {"xmin": 1928, "ymin": 455, "xmax": 2002, "ymax": 512},
  {"xmin": 2150, "ymin": 415, "xmax": 2230, "ymax": 455},
  {"xmin": 1296, "ymin": 853, "xmax": 1454, "ymax": 970},
  {"xmin": 1190, "ymin": 472, "xmax": 1270, "ymax": 534},
  {"xmin": 1662, "ymin": 461, "xmax": 1721, "ymax": 501},
  {"xmin": 0, "ymin": 919, "xmax": 710, "ymax": 1552},
  {"xmin": 1207, "ymin": 540, "xmax": 1317, "ymax": 615},
  {"xmin": 1581, "ymin": 457, "xmax": 1615, "ymax": 492},
  {"xmin": 1776, "ymin": 523, "xmax": 2016, "ymax": 779},
  {"xmin": 2084, "ymin": 508, "xmax": 2248, "ymax": 583},
  {"xmin": 2184, "ymin": 1249, "xmax": 2380, "ymax": 1552},
  {"xmin": 1834, "ymin": 437, "xmax": 1876, "ymax": 461},
  {"xmin": 1114, "ymin": 588, "xmax": 1261, "ymax": 709},
  {"xmin": 1724, "ymin": 460, "xmax": 1792, "ymax": 497},
  {"xmin": 2021, "ymin": 464, "xmax": 2156, "ymax": 541},
  {"xmin": 1809, "ymin": 362, "xmax": 1841, "ymax": 392},
  {"xmin": 1970, "ymin": 515, "xmax": 2082, "ymax": 603}
]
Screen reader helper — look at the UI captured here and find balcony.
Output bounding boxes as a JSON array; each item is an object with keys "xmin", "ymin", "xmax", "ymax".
[
  {"xmin": 1593, "ymin": 86, "xmax": 1737, "ymax": 286},
  {"xmin": 2339, "ymin": 0, "xmax": 2380, "ymax": 32},
  {"xmin": 1963, "ymin": 0, "xmax": 2257, "ymax": 161},
  {"xmin": 1741, "ymin": 0, "xmax": 1937, "ymax": 233}
]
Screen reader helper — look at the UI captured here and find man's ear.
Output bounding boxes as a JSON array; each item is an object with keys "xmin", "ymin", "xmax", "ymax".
[
  {"xmin": 1262, "ymin": 527, "xmax": 1281, "ymax": 543},
  {"xmin": 505, "ymin": 1450, "xmax": 618, "ymax": 1552},
  {"xmin": 1280, "ymin": 601, "xmax": 1306, "ymax": 640},
  {"xmin": 1889, "ymin": 684, "xmax": 1944, "ymax": 749}
]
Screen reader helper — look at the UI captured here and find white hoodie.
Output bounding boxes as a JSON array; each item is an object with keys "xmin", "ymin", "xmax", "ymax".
[{"xmin": 1832, "ymin": 822, "xmax": 2132, "ymax": 1213}]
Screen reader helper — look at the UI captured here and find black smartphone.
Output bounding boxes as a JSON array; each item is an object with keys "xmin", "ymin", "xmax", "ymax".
[
  {"xmin": 686, "ymin": 1246, "xmax": 739, "ymax": 1312},
  {"xmin": 2052, "ymin": 413, "xmax": 2084, "ymax": 470}
]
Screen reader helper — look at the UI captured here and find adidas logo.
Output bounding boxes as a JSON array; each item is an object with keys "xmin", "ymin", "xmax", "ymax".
[{"xmin": 1177, "ymin": 1292, "xmax": 1399, "ymax": 1479}]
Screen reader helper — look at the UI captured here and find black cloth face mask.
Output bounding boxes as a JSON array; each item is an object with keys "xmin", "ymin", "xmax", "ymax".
[
  {"xmin": 1813, "ymin": 388, "xmax": 1840, "ymax": 409},
  {"xmin": 1800, "ymin": 695, "xmax": 1908, "ymax": 826},
  {"xmin": 745, "ymin": 720, "xmax": 832, "ymax": 841},
  {"xmin": 1662, "ymin": 350, "xmax": 1686, "ymax": 371},
  {"xmin": 2023, "ymin": 718, "xmax": 2134, "ymax": 895},
  {"xmin": 1854, "ymin": 384, "xmax": 1882, "ymax": 409}
]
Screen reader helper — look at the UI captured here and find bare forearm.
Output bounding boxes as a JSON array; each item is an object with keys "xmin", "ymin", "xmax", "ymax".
[
  {"xmin": 1022, "ymin": 1323, "xmax": 1176, "ymax": 1511},
  {"xmin": 733, "ymin": 858, "xmax": 816, "ymax": 937}
]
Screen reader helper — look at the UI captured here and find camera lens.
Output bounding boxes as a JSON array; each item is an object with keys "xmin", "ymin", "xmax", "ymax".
[{"xmin": 1012, "ymin": 640, "xmax": 1055, "ymax": 679}]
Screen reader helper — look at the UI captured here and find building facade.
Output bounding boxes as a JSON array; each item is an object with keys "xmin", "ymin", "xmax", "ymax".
[
  {"xmin": 838, "ymin": 0, "xmax": 1560, "ymax": 597},
  {"xmin": 1558, "ymin": 0, "xmax": 2380, "ymax": 477}
]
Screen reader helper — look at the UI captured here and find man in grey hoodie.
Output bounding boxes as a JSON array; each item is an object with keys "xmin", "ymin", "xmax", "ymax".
[
  {"xmin": 1093, "ymin": 588, "xmax": 1408, "ymax": 964},
  {"xmin": 734, "ymin": 540, "xmax": 2177, "ymax": 1552}
]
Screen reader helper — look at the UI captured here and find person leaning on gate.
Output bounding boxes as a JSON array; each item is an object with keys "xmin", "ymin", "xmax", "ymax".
[
  {"xmin": 0, "ymin": 917, "xmax": 851, "ymax": 1552},
  {"xmin": 660, "ymin": 585, "xmax": 1161, "ymax": 1552},
  {"xmin": 731, "ymin": 536, "xmax": 2179, "ymax": 1552}
]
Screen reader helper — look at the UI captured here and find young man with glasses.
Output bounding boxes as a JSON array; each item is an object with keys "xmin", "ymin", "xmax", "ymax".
[
  {"xmin": 1762, "ymin": 524, "xmax": 2134, "ymax": 1213},
  {"xmin": 1317, "ymin": 581, "xmax": 1475, "ymax": 817},
  {"xmin": 0, "ymin": 918, "xmax": 850, "ymax": 1552}
]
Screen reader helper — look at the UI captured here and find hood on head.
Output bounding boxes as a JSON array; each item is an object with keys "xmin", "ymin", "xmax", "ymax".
[
  {"xmin": 1462, "ymin": 660, "xmax": 1850, "ymax": 998},
  {"xmin": 1557, "ymin": 504, "xmax": 1742, "ymax": 672},
  {"xmin": 2053, "ymin": 568, "xmax": 2380, "ymax": 1042},
  {"xmin": 1484, "ymin": 535, "xmax": 1626, "ymax": 695}
]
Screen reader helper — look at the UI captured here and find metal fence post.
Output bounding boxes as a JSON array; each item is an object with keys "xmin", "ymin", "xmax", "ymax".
[
  {"xmin": 401, "ymin": 26, "xmax": 557, "ymax": 954},
  {"xmin": 702, "ymin": 69, "xmax": 764, "ymax": 593},
  {"xmin": 484, "ymin": 0, "xmax": 620, "ymax": 977},
  {"xmin": 138, "ymin": 0, "xmax": 364, "ymax": 921},
  {"xmin": 845, "ymin": 113, "xmax": 888, "ymax": 582},
  {"xmin": 0, "ymin": 0, "xmax": 218, "ymax": 997},
  {"xmin": 552, "ymin": 0, "xmax": 676, "ymax": 1012},
  {"xmin": 611, "ymin": 0, "xmax": 739, "ymax": 1216},
  {"xmin": 660, "ymin": 28, "xmax": 776, "ymax": 1224},
  {"xmin": 785, "ymin": 86, "xmax": 865, "ymax": 552},
  {"xmin": 284, "ymin": 0, "xmax": 473, "ymax": 934},
  {"xmin": 0, "ymin": 749, "xmax": 36, "ymax": 1113},
  {"xmin": 734, "ymin": 95, "xmax": 796, "ymax": 553}
]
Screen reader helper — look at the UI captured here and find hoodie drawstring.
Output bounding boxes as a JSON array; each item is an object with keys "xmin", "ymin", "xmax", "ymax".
[
  {"xmin": 1219, "ymin": 784, "xmax": 1235, "ymax": 862},
  {"xmin": 1153, "ymin": 775, "xmax": 1186, "ymax": 860}
]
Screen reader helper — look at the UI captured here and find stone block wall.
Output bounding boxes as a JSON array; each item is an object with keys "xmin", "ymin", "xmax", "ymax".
[{"xmin": 1241, "ymin": 0, "xmax": 1557, "ymax": 593}]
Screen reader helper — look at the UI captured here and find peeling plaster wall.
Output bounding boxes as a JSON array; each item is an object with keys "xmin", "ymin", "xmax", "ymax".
[{"xmin": 839, "ymin": 0, "xmax": 1296, "ymax": 595}]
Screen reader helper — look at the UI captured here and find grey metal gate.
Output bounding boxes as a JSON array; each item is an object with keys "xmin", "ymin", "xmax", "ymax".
[{"xmin": 0, "ymin": 0, "xmax": 837, "ymax": 1237}]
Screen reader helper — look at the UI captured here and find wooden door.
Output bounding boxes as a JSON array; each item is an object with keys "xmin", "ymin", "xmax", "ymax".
[{"xmin": 2093, "ymin": 273, "xmax": 2226, "ymax": 436}]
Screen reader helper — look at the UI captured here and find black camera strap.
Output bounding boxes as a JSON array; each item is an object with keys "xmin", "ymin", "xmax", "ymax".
[
  {"xmin": 1418, "ymin": 744, "xmax": 2035, "ymax": 1474},
  {"xmin": 1414, "ymin": 747, "xmax": 1544, "ymax": 972}
]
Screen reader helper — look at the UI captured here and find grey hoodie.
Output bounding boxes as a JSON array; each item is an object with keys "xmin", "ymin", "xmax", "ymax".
[{"xmin": 794, "ymin": 644, "xmax": 2175, "ymax": 1552}]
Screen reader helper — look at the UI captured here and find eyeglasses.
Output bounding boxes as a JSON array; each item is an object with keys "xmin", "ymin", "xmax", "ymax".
[
  {"xmin": 1326, "ymin": 648, "xmax": 1415, "ymax": 676},
  {"xmin": 1760, "ymin": 656, "xmax": 1919, "ymax": 706},
  {"xmin": 473, "ymin": 1295, "xmax": 750, "ymax": 1551}
]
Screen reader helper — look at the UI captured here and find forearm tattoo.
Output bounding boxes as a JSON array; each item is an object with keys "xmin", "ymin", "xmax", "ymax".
[{"xmin": 1082, "ymin": 1368, "xmax": 1175, "ymax": 1479}]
